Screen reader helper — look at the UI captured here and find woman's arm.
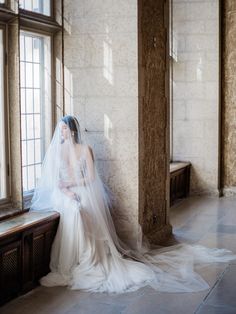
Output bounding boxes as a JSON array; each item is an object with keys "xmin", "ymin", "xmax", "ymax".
[{"xmin": 79, "ymin": 145, "xmax": 95, "ymax": 185}]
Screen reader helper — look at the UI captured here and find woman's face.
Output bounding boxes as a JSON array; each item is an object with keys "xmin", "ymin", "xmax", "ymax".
[{"xmin": 60, "ymin": 122, "xmax": 70, "ymax": 140}]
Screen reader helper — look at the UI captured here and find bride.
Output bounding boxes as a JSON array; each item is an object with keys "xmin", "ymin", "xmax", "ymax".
[{"xmin": 31, "ymin": 115, "xmax": 236, "ymax": 294}]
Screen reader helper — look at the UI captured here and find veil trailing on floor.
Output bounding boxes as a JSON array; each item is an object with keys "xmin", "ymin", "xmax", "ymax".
[{"xmin": 30, "ymin": 115, "xmax": 236, "ymax": 294}]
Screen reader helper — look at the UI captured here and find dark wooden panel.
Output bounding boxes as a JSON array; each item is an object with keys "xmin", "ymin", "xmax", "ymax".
[
  {"xmin": 170, "ymin": 164, "xmax": 191, "ymax": 206},
  {"xmin": 0, "ymin": 215, "xmax": 59, "ymax": 306},
  {"xmin": 0, "ymin": 241, "xmax": 21, "ymax": 304}
]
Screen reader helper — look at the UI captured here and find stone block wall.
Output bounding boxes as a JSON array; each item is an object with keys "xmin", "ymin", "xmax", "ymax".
[
  {"xmin": 172, "ymin": 0, "xmax": 219, "ymax": 195},
  {"xmin": 64, "ymin": 0, "xmax": 140, "ymax": 242}
]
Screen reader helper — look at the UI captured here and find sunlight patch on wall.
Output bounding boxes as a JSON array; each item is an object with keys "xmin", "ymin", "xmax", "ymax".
[
  {"xmin": 103, "ymin": 25, "xmax": 113, "ymax": 85},
  {"xmin": 104, "ymin": 114, "xmax": 113, "ymax": 142}
]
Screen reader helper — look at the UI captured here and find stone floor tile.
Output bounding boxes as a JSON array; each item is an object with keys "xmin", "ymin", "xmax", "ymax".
[
  {"xmin": 122, "ymin": 291, "xmax": 207, "ymax": 314},
  {"xmin": 196, "ymin": 304, "xmax": 236, "ymax": 314},
  {"xmin": 65, "ymin": 300, "xmax": 125, "ymax": 314},
  {"xmin": 209, "ymin": 224, "xmax": 236, "ymax": 234},
  {"xmin": 203, "ymin": 265, "xmax": 236, "ymax": 308}
]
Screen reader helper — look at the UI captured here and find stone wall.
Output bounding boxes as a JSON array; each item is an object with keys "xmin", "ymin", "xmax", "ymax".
[
  {"xmin": 64, "ymin": 0, "xmax": 140, "ymax": 242},
  {"xmin": 172, "ymin": 0, "xmax": 219, "ymax": 195}
]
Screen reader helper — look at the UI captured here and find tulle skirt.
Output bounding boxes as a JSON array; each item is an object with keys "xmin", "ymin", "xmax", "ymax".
[{"xmin": 40, "ymin": 188, "xmax": 236, "ymax": 294}]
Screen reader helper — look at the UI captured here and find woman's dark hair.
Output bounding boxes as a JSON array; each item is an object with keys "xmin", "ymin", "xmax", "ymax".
[{"xmin": 61, "ymin": 115, "xmax": 81, "ymax": 143}]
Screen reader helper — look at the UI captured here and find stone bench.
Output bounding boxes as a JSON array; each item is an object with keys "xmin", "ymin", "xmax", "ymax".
[
  {"xmin": 0, "ymin": 211, "xmax": 59, "ymax": 306},
  {"xmin": 170, "ymin": 162, "xmax": 191, "ymax": 206}
]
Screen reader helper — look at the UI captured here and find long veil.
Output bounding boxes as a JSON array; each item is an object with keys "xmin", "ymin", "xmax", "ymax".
[{"xmin": 30, "ymin": 116, "xmax": 236, "ymax": 293}]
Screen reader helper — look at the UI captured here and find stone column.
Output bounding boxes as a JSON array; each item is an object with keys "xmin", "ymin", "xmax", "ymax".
[
  {"xmin": 8, "ymin": 18, "xmax": 23, "ymax": 209},
  {"xmin": 138, "ymin": 0, "xmax": 172, "ymax": 243},
  {"xmin": 222, "ymin": 0, "xmax": 236, "ymax": 195}
]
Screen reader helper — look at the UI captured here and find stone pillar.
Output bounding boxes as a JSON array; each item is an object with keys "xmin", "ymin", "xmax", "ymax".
[
  {"xmin": 222, "ymin": 0, "xmax": 236, "ymax": 195},
  {"xmin": 8, "ymin": 18, "xmax": 23, "ymax": 209},
  {"xmin": 138, "ymin": 0, "xmax": 172, "ymax": 243}
]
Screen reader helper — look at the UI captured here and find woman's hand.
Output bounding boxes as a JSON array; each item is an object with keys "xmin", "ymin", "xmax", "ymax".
[
  {"xmin": 58, "ymin": 180, "xmax": 68, "ymax": 189},
  {"xmin": 58, "ymin": 180, "xmax": 73, "ymax": 189},
  {"xmin": 70, "ymin": 191, "xmax": 77, "ymax": 200},
  {"xmin": 71, "ymin": 192, "xmax": 81, "ymax": 203},
  {"xmin": 64, "ymin": 190, "xmax": 81, "ymax": 202}
]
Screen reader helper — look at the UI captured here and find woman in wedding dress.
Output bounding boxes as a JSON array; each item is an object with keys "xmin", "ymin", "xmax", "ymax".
[{"xmin": 30, "ymin": 115, "xmax": 236, "ymax": 294}]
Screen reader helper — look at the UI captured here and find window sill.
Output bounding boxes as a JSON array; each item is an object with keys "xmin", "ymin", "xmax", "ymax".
[
  {"xmin": 170, "ymin": 161, "xmax": 191, "ymax": 173},
  {"xmin": 0, "ymin": 210, "xmax": 59, "ymax": 240},
  {"xmin": 0, "ymin": 207, "xmax": 29, "ymax": 223}
]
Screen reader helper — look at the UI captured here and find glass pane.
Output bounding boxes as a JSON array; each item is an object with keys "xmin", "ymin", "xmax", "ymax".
[
  {"xmin": 26, "ymin": 88, "xmax": 33, "ymax": 113},
  {"xmin": 22, "ymin": 167, "xmax": 28, "ymax": 191},
  {"xmin": 20, "ymin": 31, "xmax": 51, "ymax": 193},
  {"xmin": 34, "ymin": 89, "xmax": 40, "ymax": 113},
  {"xmin": 25, "ymin": 0, "xmax": 32, "ymax": 11},
  {"xmin": 20, "ymin": 62, "xmax": 25, "ymax": 88},
  {"xmin": 35, "ymin": 164, "xmax": 41, "ymax": 185},
  {"xmin": 22, "ymin": 141, "xmax": 27, "ymax": 166},
  {"xmin": 35, "ymin": 139, "xmax": 41, "ymax": 163},
  {"xmin": 25, "ymin": 36, "xmax": 33, "ymax": 62},
  {"xmin": 33, "ymin": 63, "xmax": 40, "ymax": 88},
  {"xmin": 27, "ymin": 165, "xmax": 35, "ymax": 190},
  {"xmin": 21, "ymin": 115, "xmax": 26, "ymax": 140},
  {"xmin": 25, "ymin": 63, "xmax": 33, "ymax": 88},
  {"xmin": 26, "ymin": 114, "xmax": 34, "ymax": 140},
  {"xmin": 19, "ymin": 0, "xmax": 51, "ymax": 16},
  {"xmin": 21, "ymin": 89, "xmax": 26, "ymax": 114},
  {"xmin": 33, "ymin": 0, "xmax": 39, "ymax": 13},
  {"xmin": 33, "ymin": 38, "xmax": 40, "ymax": 63},
  {"xmin": 34, "ymin": 114, "xmax": 41, "ymax": 138},
  {"xmin": 27, "ymin": 140, "xmax": 35, "ymax": 165},
  {"xmin": 0, "ymin": 29, "xmax": 6, "ymax": 199},
  {"xmin": 20, "ymin": 35, "xmax": 25, "ymax": 61}
]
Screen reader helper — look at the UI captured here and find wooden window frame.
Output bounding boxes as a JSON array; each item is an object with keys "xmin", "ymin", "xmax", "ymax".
[
  {"xmin": 20, "ymin": 27, "xmax": 54, "ymax": 208},
  {"xmin": 0, "ymin": 0, "xmax": 64, "ymax": 215},
  {"xmin": 19, "ymin": 0, "xmax": 54, "ymax": 18},
  {"xmin": 19, "ymin": 6, "xmax": 61, "ymax": 207}
]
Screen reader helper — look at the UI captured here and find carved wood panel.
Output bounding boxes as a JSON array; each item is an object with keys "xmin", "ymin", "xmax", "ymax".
[{"xmin": 0, "ymin": 216, "xmax": 59, "ymax": 306}]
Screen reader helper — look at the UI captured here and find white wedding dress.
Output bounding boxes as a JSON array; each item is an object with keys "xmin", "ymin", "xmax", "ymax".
[
  {"xmin": 32, "ymin": 116, "xmax": 236, "ymax": 294},
  {"xmin": 40, "ymin": 156, "xmax": 156, "ymax": 293}
]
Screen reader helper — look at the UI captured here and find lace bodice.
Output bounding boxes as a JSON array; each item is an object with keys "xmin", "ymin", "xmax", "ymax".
[{"xmin": 59, "ymin": 156, "xmax": 87, "ymax": 183}]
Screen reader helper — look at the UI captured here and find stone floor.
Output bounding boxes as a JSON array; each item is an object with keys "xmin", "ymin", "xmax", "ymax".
[{"xmin": 1, "ymin": 196, "xmax": 236, "ymax": 314}]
